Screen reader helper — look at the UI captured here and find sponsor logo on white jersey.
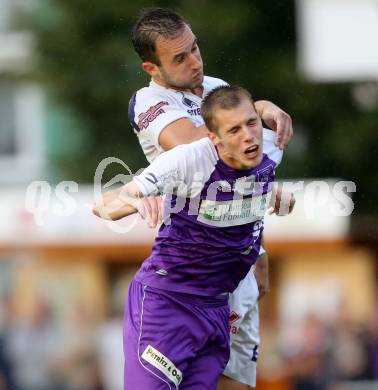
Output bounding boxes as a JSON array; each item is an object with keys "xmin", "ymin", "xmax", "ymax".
[{"xmin": 138, "ymin": 101, "xmax": 169, "ymax": 130}]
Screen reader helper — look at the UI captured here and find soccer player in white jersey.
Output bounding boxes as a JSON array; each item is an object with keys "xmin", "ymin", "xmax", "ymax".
[
  {"xmin": 127, "ymin": 8, "xmax": 293, "ymax": 389},
  {"xmin": 94, "ymin": 85, "xmax": 288, "ymax": 389}
]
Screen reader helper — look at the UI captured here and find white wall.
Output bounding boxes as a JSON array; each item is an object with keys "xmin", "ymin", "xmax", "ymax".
[{"xmin": 297, "ymin": 0, "xmax": 378, "ymax": 81}]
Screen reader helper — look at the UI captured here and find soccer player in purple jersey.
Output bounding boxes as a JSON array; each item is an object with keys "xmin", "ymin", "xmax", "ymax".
[
  {"xmin": 127, "ymin": 8, "xmax": 294, "ymax": 389},
  {"xmin": 94, "ymin": 85, "xmax": 293, "ymax": 389}
]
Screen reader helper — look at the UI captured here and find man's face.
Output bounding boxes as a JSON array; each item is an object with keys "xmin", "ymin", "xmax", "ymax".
[
  {"xmin": 146, "ymin": 25, "xmax": 204, "ymax": 90},
  {"xmin": 209, "ymin": 98, "xmax": 263, "ymax": 170}
]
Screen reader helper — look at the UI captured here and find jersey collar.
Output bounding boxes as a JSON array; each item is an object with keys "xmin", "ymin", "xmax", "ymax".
[{"xmin": 149, "ymin": 79, "xmax": 205, "ymax": 98}]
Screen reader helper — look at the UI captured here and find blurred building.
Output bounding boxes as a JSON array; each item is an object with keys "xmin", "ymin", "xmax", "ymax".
[
  {"xmin": 0, "ymin": 0, "xmax": 45, "ymax": 184},
  {"xmin": 297, "ymin": 0, "xmax": 378, "ymax": 82}
]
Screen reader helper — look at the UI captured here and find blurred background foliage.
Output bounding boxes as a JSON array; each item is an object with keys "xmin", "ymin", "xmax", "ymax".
[{"xmin": 14, "ymin": 0, "xmax": 378, "ymax": 219}]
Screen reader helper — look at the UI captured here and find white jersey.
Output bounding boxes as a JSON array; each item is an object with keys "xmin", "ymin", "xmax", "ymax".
[{"xmin": 128, "ymin": 76, "xmax": 227, "ymax": 163}]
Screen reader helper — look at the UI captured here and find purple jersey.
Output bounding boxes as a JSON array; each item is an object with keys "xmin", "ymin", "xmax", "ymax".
[{"xmin": 133, "ymin": 129, "xmax": 282, "ymax": 296}]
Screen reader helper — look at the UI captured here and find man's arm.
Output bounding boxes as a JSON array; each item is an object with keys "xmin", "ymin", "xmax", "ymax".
[
  {"xmin": 159, "ymin": 100, "xmax": 293, "ymax": 151},
  {"xmin": 254, "ymin": 250, "xmax": 269, "ymax": 300},
  {"xmin": 93, "ymin": 181, "xmax": 144, "ymax": 221},
  {"xmin": 255, "ymin": 187, "xmax": 296, "ymax": 299},
  {"xmin": 93, "ymin": 180, "xmax": 165, "ymax": 227},
  {"xmin": 93, "ymin": 143, "xmax": 193, "ymax": 225},
  {"xmin": 158, "ymin": 118, "xmax": 208, "ymax": 150}
]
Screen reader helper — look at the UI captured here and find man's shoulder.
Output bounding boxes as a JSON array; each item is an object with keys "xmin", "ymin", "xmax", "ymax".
[
  {"xmin": 203, "ymin": 76, "xmax": 228, "ymax": 92},
  {"xmin": 128, "ymin": 85, "xmax": 184, "ymax": 133},
  {"xmin": 131, "ymin": 84, "xmax": 176, "ymax": 104},
  {"xmin": 170, "ymin": 137, "xmax": 215, "ymax": 158},
  {"xmin": 159, "ymin": 138, "xmax": 217, "ymax": 174}
]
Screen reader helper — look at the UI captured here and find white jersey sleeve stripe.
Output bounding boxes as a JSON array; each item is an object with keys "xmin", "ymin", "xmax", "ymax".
[{"xmin": 128, "ymin": 93, "xmax": 140, "ymax": 132}]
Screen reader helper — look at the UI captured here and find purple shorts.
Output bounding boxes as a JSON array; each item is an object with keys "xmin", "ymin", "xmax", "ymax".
[{"xmin": 124, "ymin": 280, "xmax": 230, "ymax": 389}]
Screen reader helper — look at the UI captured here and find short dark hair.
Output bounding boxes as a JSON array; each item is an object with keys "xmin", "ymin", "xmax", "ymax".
[
  {"xmin": 131, "ymin": 7, "xmax": 187, "ymax": 65},
  {"xmin": 201, "ymin": 85, "xmax": 255, "ymax": 133}
]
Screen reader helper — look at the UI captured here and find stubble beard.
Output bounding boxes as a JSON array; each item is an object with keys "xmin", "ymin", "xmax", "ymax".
[{"xmin": 160, "ymin": 68, "xmax": 204, "ymax": 91}]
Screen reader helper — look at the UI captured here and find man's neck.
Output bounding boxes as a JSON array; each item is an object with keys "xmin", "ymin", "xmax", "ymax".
[
  {"xmin": 152, "ymin": 77, "xmax": 204, "ymax": 98},
  {"xmin": 216, "ymin": 145, "xmax": 249, "ymax": 171},
  {"xmin": 191, "ymin": 86, "xmax": 204, "ymax": 98}
]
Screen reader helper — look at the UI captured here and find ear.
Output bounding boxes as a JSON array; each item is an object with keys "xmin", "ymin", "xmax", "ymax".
[
  {"xmin": 207, "ymin": 130, "xmax": 221, "ymax": 147},
  {"xmin": 142, "ymin": 62, "xmax": 160, "ymax": 78}
]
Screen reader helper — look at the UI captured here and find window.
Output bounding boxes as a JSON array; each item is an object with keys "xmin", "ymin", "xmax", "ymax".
[
  {"xmin": 0, "ymin": 0, "xmax": 45, "ymax": 184},
  {"xmin": 0, "ymin": 81, "xmax": 45, "ymax": 184},
  {"xmin": 0, "ymin": 81, "xmax": 16, "ymax": 155}
]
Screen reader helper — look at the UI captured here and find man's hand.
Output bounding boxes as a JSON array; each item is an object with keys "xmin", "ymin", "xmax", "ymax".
[
  {"xmin": 112, "ymin": 188, "xmax": 164, "ymax": 228},
  {"xmin": 268, "ymin": 186, "xmax": 296, "ymax": 216},
  {"xmin": 255, "ymin": 100, "xmax": 293, "ymax": 150},
  {"xmin": 93, "ymin": 181, "xmax": 164, "ymax": 227},
  {"xmin": 93, "ymin": 184, "xmax": 144, "ymax": 221},
  {"xmin": 140, "ymin": 196, "xmax": 164, "ymax": 228}
]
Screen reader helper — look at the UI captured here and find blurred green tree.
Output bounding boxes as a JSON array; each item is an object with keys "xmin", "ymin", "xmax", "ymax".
[{"xmin": 17, "ymin": 0, "xmax": 378, "ymax": 217}]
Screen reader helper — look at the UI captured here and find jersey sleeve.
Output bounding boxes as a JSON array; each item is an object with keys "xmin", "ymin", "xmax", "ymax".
[
  {"xmin": 262, "ymin": 128, "xmax": 283, "ymax": 166},
  {"xmin": 128, "ymin": 91, "xmax": 190, "ymax": 151},
  {"xmin": 133, "ymin": 144, "xmax": 191, "ymax": 196},
  {"xmin": 202, "ymin": 76, "xmax": 229, "ymax": 98},
  {"xmin": 133, "ymin": 139, "xmax": 216, "ymax": 197}
]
